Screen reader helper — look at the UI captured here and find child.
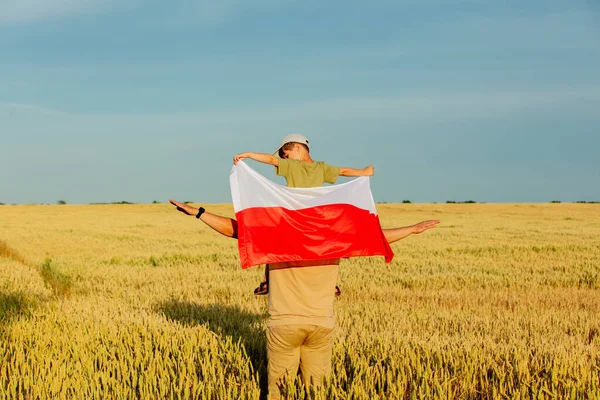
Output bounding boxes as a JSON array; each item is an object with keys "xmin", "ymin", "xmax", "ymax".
[{"xmin": 233, "ymin": 133, "xmax": 374, "ymax": 295}]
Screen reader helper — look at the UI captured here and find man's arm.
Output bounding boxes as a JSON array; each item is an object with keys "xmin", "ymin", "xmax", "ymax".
[
  {"xmin": 169, "ymin": 199, "xmax": 238, "ymax": 239},
  {"xmin": 382, "ymin": 220, "xmax": 440, "ymax": 244},
  {"xmin": 170, "ymin": 198, "xmax": 439, "ymax": 243},
  {"xmin": 339, "ymin": 166, "xmax": 374, "ymax": 177},
  {"xmin": 233, "ymin": 152, "xmax": 279, "ymax": 167}
]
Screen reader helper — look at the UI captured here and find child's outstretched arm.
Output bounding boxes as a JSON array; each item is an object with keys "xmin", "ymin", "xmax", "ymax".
[
  {"xmin": 233, "ymin": 152, "xmax": 279, "ymax": 166},
  {"xmin": 339, "ymin": 166, "xmax": 374, "ymax": 177}
]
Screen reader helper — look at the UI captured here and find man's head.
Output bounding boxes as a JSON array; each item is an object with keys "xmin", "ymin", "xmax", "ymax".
[{"xmin": 274, "ymin": 134, "xmax": 310, "ymax": 160}]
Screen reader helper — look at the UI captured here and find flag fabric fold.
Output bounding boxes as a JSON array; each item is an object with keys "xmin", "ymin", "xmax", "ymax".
[{"xmin": 230, "ymin": 161, "xmax": 394, "ymax": 268}]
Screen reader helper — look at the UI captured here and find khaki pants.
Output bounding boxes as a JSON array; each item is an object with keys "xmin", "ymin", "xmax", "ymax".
[{"xmin": 266, "ymin": 324, "xmax": 335, "ymax": 399}]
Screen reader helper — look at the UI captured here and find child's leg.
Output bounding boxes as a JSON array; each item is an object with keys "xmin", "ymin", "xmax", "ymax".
[{"xmin": 254, "ymin": 264, "xmax": 270, "ymax": 295}]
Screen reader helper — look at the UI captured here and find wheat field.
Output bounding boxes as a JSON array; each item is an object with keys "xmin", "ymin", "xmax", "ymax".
[{"xmin": 0, "ymin": 203, "xmax": 599, "ymax": 399}]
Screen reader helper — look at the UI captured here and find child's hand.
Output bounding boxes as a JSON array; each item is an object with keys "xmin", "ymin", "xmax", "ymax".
[
  {"xmin": 233, "ymin": 153, "xmax": 249, "ymax": 165},
  {"xmin": 365, "ymin": 166, "xmax": 374, "ymax": 176}
]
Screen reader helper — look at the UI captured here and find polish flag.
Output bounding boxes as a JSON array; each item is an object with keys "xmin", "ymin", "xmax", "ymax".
[{"xmin": 230, "ymin": 161, "xmax": 394, "ymax": 268}]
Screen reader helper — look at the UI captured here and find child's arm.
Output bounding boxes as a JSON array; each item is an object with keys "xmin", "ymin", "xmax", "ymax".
[
  {"xmin": 339, "ymin": 166, "xmax": 374, "ymax": 177},
  {"xmin": 233, "ymin": 152, "xmax": 279, "ymax": 166}
]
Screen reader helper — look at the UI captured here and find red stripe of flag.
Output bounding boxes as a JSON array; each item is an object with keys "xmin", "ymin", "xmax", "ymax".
[{"xmin": 236, "ymin": 203, "xmax": 393, "ymax": 268}]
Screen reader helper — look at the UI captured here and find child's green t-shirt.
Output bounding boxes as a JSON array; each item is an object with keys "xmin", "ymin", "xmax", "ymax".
[{"xmin": 276, "ymin": 159, "xmax": 340, "ymax": 188}]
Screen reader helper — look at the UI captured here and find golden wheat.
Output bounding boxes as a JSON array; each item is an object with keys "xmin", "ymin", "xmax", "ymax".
[{"xmin": 0, "ymin": 203, "xmax": 599, "ymax": 399}]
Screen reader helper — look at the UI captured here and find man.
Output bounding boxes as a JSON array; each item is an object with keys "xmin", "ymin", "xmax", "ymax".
[
  {"xmin": 170, "ymin": 135, "xmax": 439, "ymax": 398},
  {"xmin": 172, "ymin": 198, "xmax": 437, "ymax": 397}
]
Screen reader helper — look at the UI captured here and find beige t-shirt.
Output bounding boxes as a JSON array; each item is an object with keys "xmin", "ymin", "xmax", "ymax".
[
  {"xmin": 267, "ymin": 260, "xmax": 340, "ymax": 329},
  {"xmin": 268, "ymin": 158, "xmax": 342, "ymax": 328}
]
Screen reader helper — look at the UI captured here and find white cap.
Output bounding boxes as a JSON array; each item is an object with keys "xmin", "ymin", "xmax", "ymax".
[{"xmin": 274, "ymin": 133, "xmax": 310, "ymax": 157}]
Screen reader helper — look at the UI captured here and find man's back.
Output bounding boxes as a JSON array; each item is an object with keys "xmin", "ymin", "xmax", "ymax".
[{"xmin": 267, "ymin": 259, "xmax": 339, "ymax": 328}]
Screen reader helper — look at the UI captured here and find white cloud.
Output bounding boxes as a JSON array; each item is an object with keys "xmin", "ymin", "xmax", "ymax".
[
  {"xmin": 152, "ymin": 0, "xmax": 295, "ymax": 27},
  {"xmin": 2, "ymin": 86, "xmax": 599, "ymax": 126},
  {"xmin": 372, "ymin": 9, "xmax": 600, "ymax": 57},
  {"xmin": 0, "ymin": 101, "xmax": 70, "ymax": 116},
  {"xmin": 0, "ymin": 0, "xmax": 295, "ymax": 26},
  {"xmin": 0, "ymin": 0, "xmax": 125, "ymax": 25}
]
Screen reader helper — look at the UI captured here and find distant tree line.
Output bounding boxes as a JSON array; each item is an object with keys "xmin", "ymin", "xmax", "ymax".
[
  {"xmin": 1, "ymin": 200, "xmax": 598, "ymax": 206},
  {"xmin": 551, "ymin": 201, "xmax": 600, "ymax": 204},
  {"xmin": 89, "ymin": 201, "xmax": 135, "ymax": 205}
]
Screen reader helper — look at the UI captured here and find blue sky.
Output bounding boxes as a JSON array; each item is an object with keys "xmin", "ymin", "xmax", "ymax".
[{"xmin": 1, "ymin": 0, "xmax": 599, "ymax": 204}]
